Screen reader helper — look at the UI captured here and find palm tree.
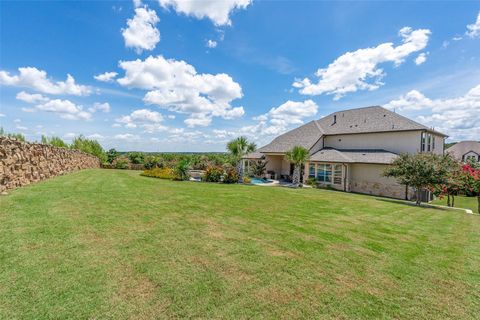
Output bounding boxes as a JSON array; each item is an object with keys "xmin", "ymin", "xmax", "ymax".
[
  {"xmin": 286, "ymin": 146, "xmax": 309, "ymax": 186},
  {"xmin": 227, "ymin": 136, "xmax": 256, "ymax": 180}
]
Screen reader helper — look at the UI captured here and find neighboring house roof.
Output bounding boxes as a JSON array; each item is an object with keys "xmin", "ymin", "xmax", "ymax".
[
  {"xmin": 446, "ymin": 141, "xmax": 480, "ymax": 160},
  {"xmin": 309, "ymin": 148, "xmax": 398, "ymax": 164},
  {"xmin": 254, "ymin": 106, "xmax": 447, "ymax": 155}
]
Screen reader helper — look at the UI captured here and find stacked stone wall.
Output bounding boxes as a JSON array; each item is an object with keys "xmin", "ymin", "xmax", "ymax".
[{"xmin": 0, "ymin": 137, "xmax": 100, "ymax": 192}]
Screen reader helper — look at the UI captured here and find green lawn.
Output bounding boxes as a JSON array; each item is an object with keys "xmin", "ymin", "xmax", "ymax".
[
  {"xmin": 1, "ymin": 169, "xmax": 479, "ymax": 319},
  {"xmin": 431, "ymin": 195, "xmax": 479, "ymax": 213}
]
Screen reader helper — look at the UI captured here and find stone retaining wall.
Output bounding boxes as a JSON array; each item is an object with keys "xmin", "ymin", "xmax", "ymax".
[{"xmin": 0, "ymin": 137, "xmax": 100, "ymax": 192}]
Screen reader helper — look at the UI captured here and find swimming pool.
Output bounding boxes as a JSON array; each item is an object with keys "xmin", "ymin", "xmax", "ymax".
[{"xmin": 250, "ymin": 178, "xmax": 274, "ymax": 184}]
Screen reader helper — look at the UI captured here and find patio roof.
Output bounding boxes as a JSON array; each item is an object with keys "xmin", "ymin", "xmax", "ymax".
[{"xmin": 309, "ymin": 148, "xmax": 398, "ymax": 164}]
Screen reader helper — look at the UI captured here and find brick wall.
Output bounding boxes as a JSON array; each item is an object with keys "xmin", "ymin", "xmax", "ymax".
[{"xmin": 0, "ymin": 137, "xmax": 100, "ymax": 192}]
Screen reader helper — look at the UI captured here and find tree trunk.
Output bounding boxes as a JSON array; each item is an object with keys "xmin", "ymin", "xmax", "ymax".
[
  {"xmin": 415, "ymin": 188, "xmax": 422, "ymax": 205},
  {"xmin": 447, "ymin": 194, "xmax": 451, "ymax": 207},
  {"xmin": 237, "ymin": 161, "xmax": 243, "ymax": 183},
  {"xmin": 452, "ymin": 195, "xmax": 455, "ymax": 208},
  {"xmin": 292, "ymin": 165, "xmax": 300, "ymax": 186},
  {"xmin": 477, "ymin": 196, "xmax": 480, "ymax": 214}
]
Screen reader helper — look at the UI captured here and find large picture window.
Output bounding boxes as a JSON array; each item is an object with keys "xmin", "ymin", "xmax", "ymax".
[{"xmin": 316, "ymin": 164, "xmax": 332, "ymax": 183}]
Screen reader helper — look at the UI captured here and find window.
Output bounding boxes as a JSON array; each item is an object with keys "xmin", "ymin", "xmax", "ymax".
[
  {"xmin": 432, "ymin": 136, "xmax": 435, "ymax": 151},
  {"xmin": 309, "ymin": 163, "xmax": 315, "ymax": 178},
  {"xmin": 466, "ymin": 155, "xmax": 478, "ymax": 163},
  {"xmin": 316, "ymin": 164, "xmax": 332, "ymax": 183},
  {"xmin": 333, "ymin": 164, "xmax": 342, "ymax": 185},
  {"xmin": 421, "ymin": 132, "xmax": 426, "ymax": 152},
  {"xmin": 427, "ymin": 133, "xmax": 431, "ymax": 152}
]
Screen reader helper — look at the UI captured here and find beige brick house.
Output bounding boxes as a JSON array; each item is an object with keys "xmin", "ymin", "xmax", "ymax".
[{"xmin": 243, "ymin": 106, "xmax": 447, "ymax": 199}]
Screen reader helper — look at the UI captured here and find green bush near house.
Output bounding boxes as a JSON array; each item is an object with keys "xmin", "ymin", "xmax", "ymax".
[
  {"xmin": 223, "ymin": 167, "xmax": 239, "ymax": 184},
  {"xmin": 141, "ymin": 167, "xmax": 176, "ymax": 179},
  {"xmin": 204, "ymin": 166, "xmax": 224, "ymax": 182}
]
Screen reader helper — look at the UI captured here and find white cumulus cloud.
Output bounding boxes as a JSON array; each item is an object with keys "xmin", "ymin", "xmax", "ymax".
[
  {"xmin": 241, "ymin": 100, "xmax": 318, "ymax": 137},
  {"xmin": 158, "ymin": 0, "xmax": 251, "ymax": 26},
  {"xmin": 116, "ymin": 108, "xmax": 167, "ymax": 132},
  {"xmin": 293, "ymin": 27, "xmax": 431, "ymax": 100},
  {"xmin": 415, "ymin": 52, "xmax": 428, "ymax": 65},
  {"xmin": 466, "ymin": 11, "xmax": 480, "ymax": 38},
  {"xmin": 122, "ymin": 6, "xmax": 160, "ymax": 53},
  {"xmin": 35, "ymin": 99, "xmax": 92, "ymax": 121},
  {"xmin": 206, "ymin": 39, "xmax": 217, "ymax": 48},
  {"xmin": 16, "ymin": 91, "xmax": 49, "ymax": 103},
  {"xmin": 385, "ymin": 84, "xmax": 480, "ymax": 140},
  {"xmin": 117, "ymin": 55, "xmax": 244, "ymax": 127},
  {"xmin": 0, "ymin": 67, "xmax": 91, "ymax": 96},
  {"xmin": 114, "ymin": 133, "xmax": 140, "ymax": 141},
  {"xmin": 88, "ymin": 102, "xmax": 111, "ymax": 113},
  {"xmin": 94, "ymin": 71, "xmax": 118, "ymax": 82}
]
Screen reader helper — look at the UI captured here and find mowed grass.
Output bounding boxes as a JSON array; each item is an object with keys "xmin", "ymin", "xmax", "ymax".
[
  {"xmin": 431, "ymin": 195, "xmax": 479, "ymax": 213},
  {"xmin": 1, "ymin": 169, "xmax": 479, "ymax": 319}
]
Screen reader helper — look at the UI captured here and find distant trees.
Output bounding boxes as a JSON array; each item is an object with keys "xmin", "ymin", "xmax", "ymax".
[
  {"xmin": 106, "ymin": 148, "xmax": 119, "ymax": 164},
  {"xmin": 0, "ymin": 127, "xmax": 26, "ymax": 142},
  {"xmin": 41, "ymin": 135, "xmax": 68, "ymax": 148},
  {"xmin": 128, "ymin": 152, "xmax": 145, "ymax": 164},
  {"xmin": 286, "ymin": 146, "xmax": 309, "ymax": 186},
  {"xmin": 71, "ymin": 135, "xmax": 107, "ymax": 163},
  {"xmin": 384, "ymin": 153, "xmax": 453, "ymax": 205}
]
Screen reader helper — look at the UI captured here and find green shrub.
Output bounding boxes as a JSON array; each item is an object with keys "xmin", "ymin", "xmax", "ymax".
[
  {"xmin": 243, "ymin": 176, "xmax": 252, "ymax": 184},
  {"xmin": 114, "ymin": 157, "xmax": 130, "ymax": 169},
  {"xmin": 144, "ymin": 155, "xmax": 158, "ymax": 169},
  {"xmin": 204, "ymin": 166, "xmax": 223, "ymax": 182},
  {"xmin": 0, "ymin": 127, "xmax": 26, "ymax": 142},
  {"xmin": 128, "ymin": 152, "xmax": 145, "ymax": 164},
  {"xmin": 106, "ymin": 148, "xmax": 119, "ymax": 164},
  {"xmin": 41, "ymin": 135, "xmax": 68, "ymax": 148},
  {"xmin": 306, "ymin": 177, "xmax": 316, "ymax": 186},
  {"xmin": 71, "ymin": 135, "xmax": 107, "ymax": 163},
  {"xmin": 175, "ymin": 160, "xmax": 190, "ymax": 181},
  {"xmin": 223, "ymin": 167, "xmax": 239, "ymax": 184},
  {"xmin": 141, "ymin": 167, "xmax": 175, "ymax": 179}
]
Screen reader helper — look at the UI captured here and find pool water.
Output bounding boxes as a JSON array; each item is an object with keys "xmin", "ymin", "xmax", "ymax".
[{"xmin": 251, "ymin": 178, "xmax": 273, "ymax": 184}]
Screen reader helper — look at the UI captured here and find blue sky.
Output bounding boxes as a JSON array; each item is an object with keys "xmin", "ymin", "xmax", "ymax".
[{"xmin": 1, "ymin": 1, "xmax": 479, "ymax": 151}]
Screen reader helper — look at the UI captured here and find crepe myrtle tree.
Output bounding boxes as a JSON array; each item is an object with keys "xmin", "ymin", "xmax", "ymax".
[
  {"xmin": 227, "ymin": 136, "xmax": 256, "ymax": 180},
  {"xmin": 286, "ymin": 146, "xmax": 309, "ymax": 186},
  {"xmin": 459, "ymin": 163, "xmax": 480, "ymax": 214},
  {"xmin": 430, "ymin": 158, "xmax": 462, "ymax": 207},
  {"xmin": 383, "ymin": 153, "xmax": 452, "ymax": 205}
]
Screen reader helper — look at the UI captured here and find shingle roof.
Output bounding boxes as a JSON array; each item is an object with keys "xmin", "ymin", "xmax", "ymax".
[
  {"xmin": 255, "ymin": 106, "xmax": 447, "ymax": 154},
  {"xmin": 243, "ymin": 151, "xmax": 265, "ymax": 159},
  {"xmin": 446, "ymin": 141, "xmax": 480, "ymax": 159},
  {"xmin": 257, "ymin": 120, "xmax": 323, "ymax": 153},
  {"xmin": 317, "ymin": 106, "xmax": 446, "ymax": 136},
  {"xmin": 309, "ymin": 148, "xmax": 398, "ymax": 164}
]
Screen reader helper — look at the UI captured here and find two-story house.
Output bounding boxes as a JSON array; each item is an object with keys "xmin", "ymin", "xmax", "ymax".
[
  {"xmin": 446, "ymin": 141, "xmax": 480, "ymax": 163},
  {"xmin": 243, "ymin": 106, "xmax": 447, "ymax": 199}
]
